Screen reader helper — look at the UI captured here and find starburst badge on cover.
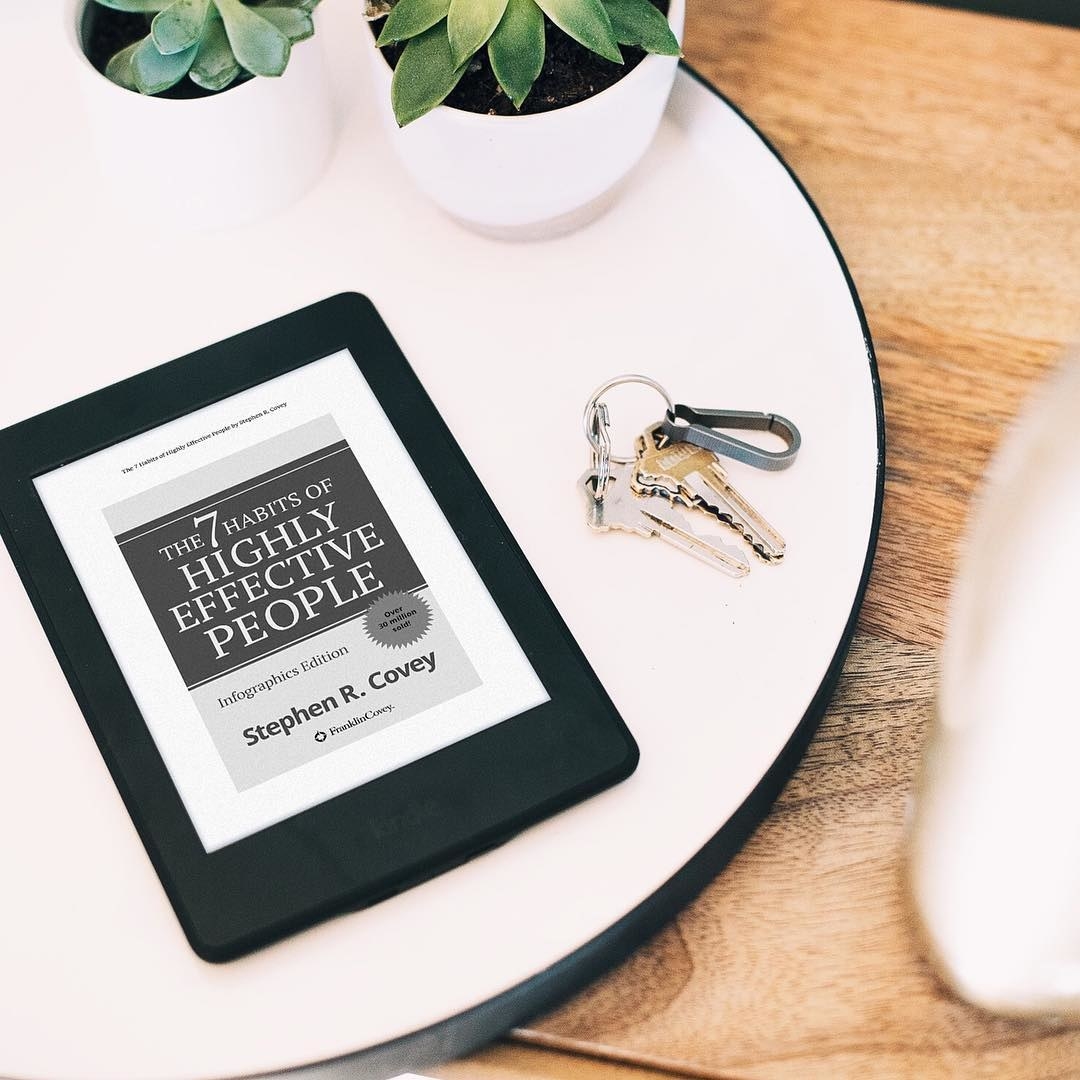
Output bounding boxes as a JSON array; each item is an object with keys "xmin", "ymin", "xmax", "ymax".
[{"xmin": 363, "ymin": 590, "xmax": 433, "ymax": 649}]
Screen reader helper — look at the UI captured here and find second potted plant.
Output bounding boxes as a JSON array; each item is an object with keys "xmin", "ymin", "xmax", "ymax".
[
  {"xmin": 68, "ymin": 0, "xmax": 336, "ymax": 228},
  {"xmin": 364, "ymin": 0, "xmax": 684, "ymax": 236}
]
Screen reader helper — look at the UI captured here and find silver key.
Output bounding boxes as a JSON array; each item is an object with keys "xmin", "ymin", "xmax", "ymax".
[
  {"xmin": 634, "ymin": 424, "xmax": 785, "ymax": 561},
  {"xmin": 582, "ymin": 462, "xmax": 749, "ymax": 577}
]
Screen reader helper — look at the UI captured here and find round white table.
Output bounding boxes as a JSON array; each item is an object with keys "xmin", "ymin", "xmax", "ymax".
[{"xmin": 0, "ymin": 6, "xmax": 883, "ymax": 1076}]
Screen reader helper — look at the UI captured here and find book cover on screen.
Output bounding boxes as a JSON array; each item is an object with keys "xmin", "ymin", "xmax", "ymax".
[{"xmin": 104, "ymin": 416, "xmax": 480, "ymax": 792}]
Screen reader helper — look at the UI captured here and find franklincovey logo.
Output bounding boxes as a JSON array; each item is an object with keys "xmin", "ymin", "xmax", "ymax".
[
  {"xmin": 242, "ymin": 685, "xmax": 396, "ymax": 747},
  {"xmin": 320, "ymin": 706, "xmax": 396, "ymax": 741}
]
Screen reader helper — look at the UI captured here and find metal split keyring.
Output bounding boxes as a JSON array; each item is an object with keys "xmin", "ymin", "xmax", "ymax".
[
  {"xmin": 583, "ymin": 375, "xmax": 674, "ymax": 499},
  {"xmin": 587, "ymin": 401, "xmax": 613, "ymax": 497},
  {"xmin": 583, "ymin": 374, "xmax": 674, "ymax": 463}
]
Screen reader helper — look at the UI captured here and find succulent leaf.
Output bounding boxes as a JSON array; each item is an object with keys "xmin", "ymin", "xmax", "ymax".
[
  {"xmin": 390, "ymin": 19, "xmax": 467, "ymax": 126},
  {"xmin": 377, "ymin": 0, "xmax": 451, "ymax": 46},
  {"xmin": 603, "ymin": 0, "xmax": 679, "ymax": 55},
  {"xmin": 215, "ymin": 0, "xmax": 291, "ymax": 76},
  {"xmin": 258, "ymin": 0, "xmax": 322, "ymax": 9},
  {"xmin": 189, "ymin": 64, "xmax": 241, "ymax": 90},
  {"xmin": 152, "ymin": 0, "xmax": 211, "ymax": 55},
  {"xmin": 130, "ymin": 33, "xmax": 198, "ymax": 92},
  {"xmin": 103, "ymin": 39, "xmax": 142, "ymax": 89},
  {"xmin": 447, "ymin": 0, "xmax": 509, "ymax": 67},
  {"xmin": 534, "ymin": 0, "xmax": 620, "ymax": 62},
  {"xmin": 488, "ymin": 0, "xmax": 544, "ymax": 108},
  {"xmin": 189, "ymin": 12, "xmax": 242, "ymax": 89},
  {"xmin": 257, "ymin": 6, "xmax": 315, "ymax": 42},
  {"xmin": 94, "ymin": 0, "xmax": 171, "ymax": 12}
]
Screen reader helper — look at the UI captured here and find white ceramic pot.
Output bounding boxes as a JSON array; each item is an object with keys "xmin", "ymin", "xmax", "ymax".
[
  {"xmin": 66, "ymin": 0, "xmax": 336, "ymax": 230},
  {"xmin": 366, "ymin": 0, "xmax": 684, "ymax": 238}
]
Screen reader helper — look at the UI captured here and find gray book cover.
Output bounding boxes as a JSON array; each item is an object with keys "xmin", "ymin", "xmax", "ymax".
[{"xmin": 105, "ymin": 416, "xmax": 481, "ymax": 791}]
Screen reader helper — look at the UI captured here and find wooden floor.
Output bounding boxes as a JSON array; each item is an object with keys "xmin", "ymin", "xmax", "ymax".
[{"xmin": 436, "ymin": 0, "xmax": 1080, "ymax": 1076}]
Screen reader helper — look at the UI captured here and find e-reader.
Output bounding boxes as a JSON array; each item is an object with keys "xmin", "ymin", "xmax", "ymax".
[{"xmin": 0, "ymin": 293, "xmax": 637, "ymax": 961}]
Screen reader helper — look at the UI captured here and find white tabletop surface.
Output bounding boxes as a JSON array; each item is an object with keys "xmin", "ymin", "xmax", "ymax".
[{"xmin": 0, "ymin": 6, "xmax": 880, "ymax": 1078}]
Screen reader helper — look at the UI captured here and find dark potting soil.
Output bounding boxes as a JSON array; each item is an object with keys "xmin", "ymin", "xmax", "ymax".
[
  {"xmin": 376, "ymin": 0, "xmax": 670, "ymax": 116},
  {"xmin": 81, "ymin": 3, "xmax": 247, "ymax": 99}
]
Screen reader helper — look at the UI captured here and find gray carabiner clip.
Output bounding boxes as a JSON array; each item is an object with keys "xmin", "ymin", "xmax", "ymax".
[{"xmin": 662, "ymin": 404, "xmax": 801, "ymax": 471}]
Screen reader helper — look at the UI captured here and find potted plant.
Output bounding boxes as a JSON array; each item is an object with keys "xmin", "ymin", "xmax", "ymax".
[
  {"xmin": 363, "ymin": 0, "xmax": 683, "ymax": 237},
  {"xmin": 67, "ymin": 0, "xmax": 336, "ymax": 227}
]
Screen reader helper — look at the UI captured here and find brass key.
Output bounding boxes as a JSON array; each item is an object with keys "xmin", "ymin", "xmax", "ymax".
[{"xmin": 634, "ymin": 424, "xmax": 786, "ymax": 561}]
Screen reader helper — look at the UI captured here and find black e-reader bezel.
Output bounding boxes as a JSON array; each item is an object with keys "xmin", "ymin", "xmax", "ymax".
[{"xmin": 0, "ymin": 293, "xmax": 637, "ymax": 962}]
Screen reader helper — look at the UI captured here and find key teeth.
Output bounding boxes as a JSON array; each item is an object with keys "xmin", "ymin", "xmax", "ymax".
[
  {"xmin": 635, "ymin": 484, "xmax": 751, "ymax": 559},
  {"xmin": 637, "ymin": 504, "xmax": 751, "ymax": 578},
  {"xmin": 712, "ymin": 510, "xmax": 784, "ymax": 561},
  {"xmin": 635, "ymin": 479, "xmax": 785, "ymax": 562}
]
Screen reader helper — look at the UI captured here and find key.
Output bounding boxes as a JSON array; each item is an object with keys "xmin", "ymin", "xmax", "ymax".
[
  {"xmin": 634, "ymin": 424, "xmax": 786, "ymax": 561},
  {"xmin": 582, "ymin": 462, "xmax": 749, "ymax": 577},
  {"xmin": 634, "ymin": 438, "xmax": 785, "ymax": 561}
]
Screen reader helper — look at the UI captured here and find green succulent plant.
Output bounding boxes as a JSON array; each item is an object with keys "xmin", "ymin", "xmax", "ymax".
[
  {"xmin": 372, "ymin": 0, "xmax": 680, "ymax": 126},
  {"xmin": 92, "ymin": 0, "xmax": 322, "ymax": 95}
]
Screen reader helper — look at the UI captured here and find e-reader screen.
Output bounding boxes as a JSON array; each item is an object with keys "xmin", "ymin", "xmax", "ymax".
[{"xmin": 34, "ymin": 350, "xmax": 550, "ymax": 853}]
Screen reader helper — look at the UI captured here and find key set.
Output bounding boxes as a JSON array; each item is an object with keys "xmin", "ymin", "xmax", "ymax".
[{"xmin": 581, "ymin": 375, "xmax": 801, "ymax": 577}]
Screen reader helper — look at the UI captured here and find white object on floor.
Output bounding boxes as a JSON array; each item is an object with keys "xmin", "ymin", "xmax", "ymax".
[{"xmin": 910, "ymin": 352, "xmax": 1080, "ymax": 1020}]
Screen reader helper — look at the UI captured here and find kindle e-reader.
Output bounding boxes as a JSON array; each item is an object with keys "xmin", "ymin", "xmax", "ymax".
[{"xmin": 0, "ymin": 293, "xmax": 637, "ymax": 961}]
